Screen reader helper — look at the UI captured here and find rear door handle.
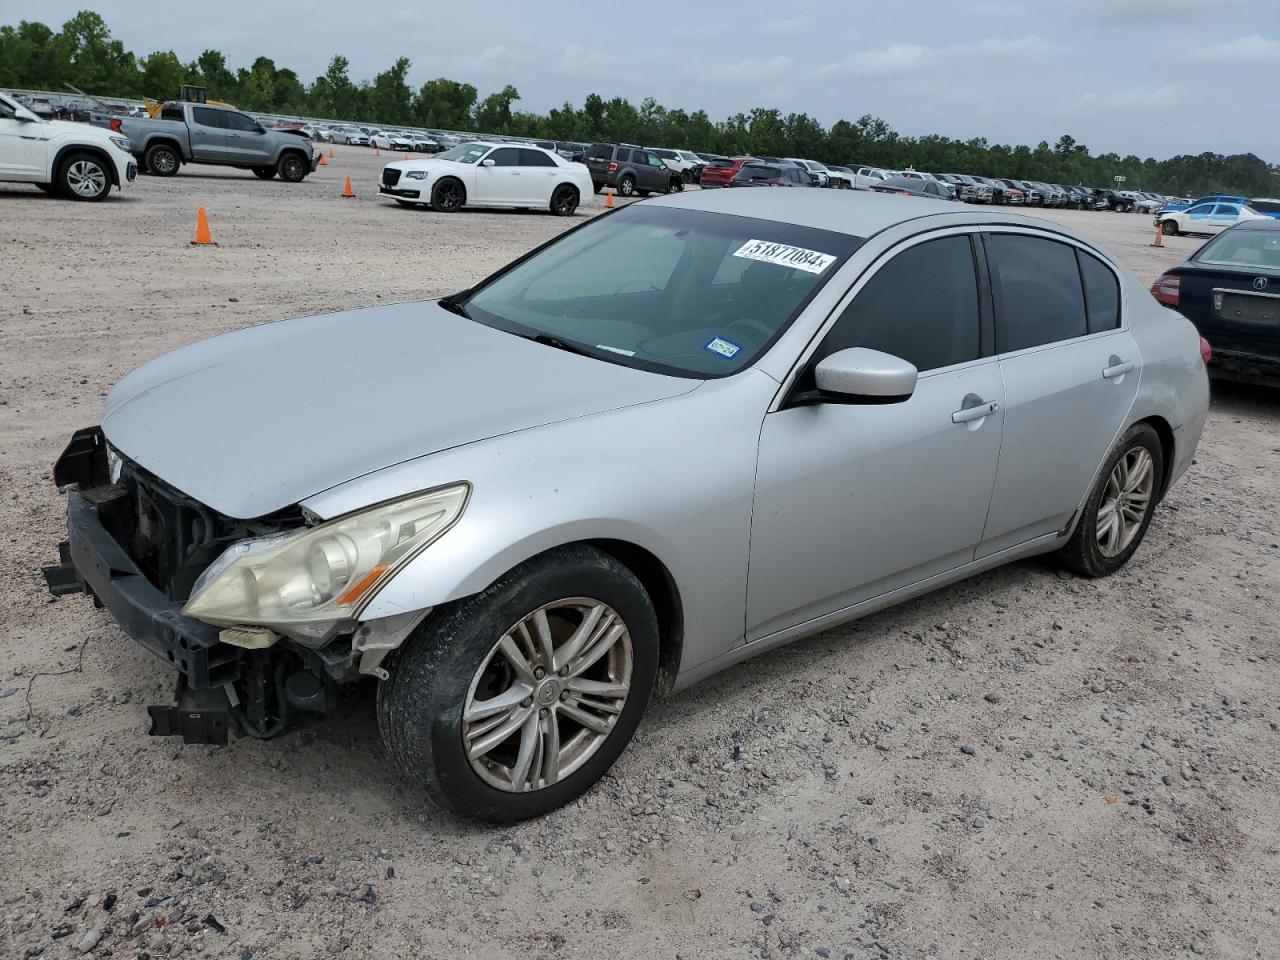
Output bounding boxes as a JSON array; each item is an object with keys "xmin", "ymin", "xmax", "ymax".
[
  {"xmin": 1103, "ymin": 360, "xmax": 1135, "ymax": 379},
  {"xmin": 952, "ymin": 399, "xmax": 999, "ymax": 423}
]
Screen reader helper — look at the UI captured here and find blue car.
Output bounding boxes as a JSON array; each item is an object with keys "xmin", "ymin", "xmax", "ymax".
[{"xmin": 1158, "ymin": 194, "xmax": 1248, "ymax": 216}]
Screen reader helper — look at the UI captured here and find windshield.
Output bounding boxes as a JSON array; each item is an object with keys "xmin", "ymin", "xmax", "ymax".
[
  {"xmin": 438, "ymin": 143, "xmax": 491, "ymax": 164},
  {"xmin": 463, "ymin": 204, "xmax": 862, "ymax": 378}
]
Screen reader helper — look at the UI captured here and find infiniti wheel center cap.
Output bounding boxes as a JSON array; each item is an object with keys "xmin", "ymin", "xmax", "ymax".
[{"xmin": 536, "ymin": 678, "xmax": 562, "ymax": 706}]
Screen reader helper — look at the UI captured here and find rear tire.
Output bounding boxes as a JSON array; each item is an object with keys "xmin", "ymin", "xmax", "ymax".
[
  {"xmin": 58, "ymin": 152, "xmax": 111, "ymax": 201},
  {"xmin": 377, "ymin": 545, "xmax": 659, "ymax": 822},
  {"xmin": 550, "ymin": 184, "xmax": 579, "ymax": 216},
  {"xmin": 252, "ymin": 167, "xmax": 276, "ymax": 180},
  {"xmin": 144, "ymin": 143, "xmax": 180, "ymax": 177},
  {"xmin": 1057, "ymin": 423, "xmax": 1163, "ymax": 578}
]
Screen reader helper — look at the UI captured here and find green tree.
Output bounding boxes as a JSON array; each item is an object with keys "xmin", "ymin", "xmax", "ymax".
[
  {"xmin": 473, "ymin": 83, "xmax": 520, "ymax": 133},
  {"xmin": 138, "ymin": 50, "xmax": 185, "ymax": 100},
  {"xmin": 368, "ymin": 55, "xmax": 412, "ymax": 124},
  {"xmin": 413, "ymin": 77, "xmax": 477, "ymax": 129}
]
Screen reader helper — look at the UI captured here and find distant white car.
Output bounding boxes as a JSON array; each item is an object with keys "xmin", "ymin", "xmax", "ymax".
[
  {"xmin": 379, "ymin": 141, "xmax": 594, "ymax": 215},
  {"xmin": 786, "ymin": 158, "xmax": 832, "ymax": 187},
  {"xmin": 647, "ymin": 147, "xmax": 704, "ymax": 182},
  {"xmin": 372, "ymin": 130, "xmax": 413, "ymax": 151},
  {"xmin": 850, "ymin": 166, "xmax": 895, "ymax": 190},
  {"xmin": 405, "ymin": 131, "xmax": 440, "ymax": 153},
  {"xmin": 331, "ymin": 126, "xmax": 369, "ymax": 146},
  {"xmin": 0, "ymin": 90, "xmax": 136, "ymax": 200},
  {"xmin": 1158, "ymin": 201, "xmax": 1270, "ymax": 237}
]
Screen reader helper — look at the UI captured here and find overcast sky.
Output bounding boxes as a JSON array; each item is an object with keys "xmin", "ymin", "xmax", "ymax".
[{"xmin": 11, "ymin": 0, "xmax": 1277, "ymax": 160}]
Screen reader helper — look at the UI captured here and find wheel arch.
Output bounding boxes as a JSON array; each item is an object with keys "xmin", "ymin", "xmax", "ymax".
[
  {"xmin": 277, "ymin": 146, "xmax": 310, "ymax": 170},
  {"xmin": 52, "ymin": 143, "xmax": 119, "ymax": 187},
  {"xmin": 434, "ymin": 173, "xmax": 467, "ymax": 198},
  {"xmin": 1132, "ymin": 414, "xmax": 1176, "ymax": 499}
]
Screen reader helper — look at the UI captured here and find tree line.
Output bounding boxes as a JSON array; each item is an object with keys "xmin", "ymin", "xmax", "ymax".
[{"xmin": 3, "ymin": 10, "xmax": 1277, "ymax": 197}]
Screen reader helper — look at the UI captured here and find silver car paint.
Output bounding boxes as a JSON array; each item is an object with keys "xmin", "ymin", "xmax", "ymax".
[
  {"xmin": 100, "ymin": 303, "xmax": 696, "ymax": 519},
  {"xmin": 101, "ymin": 190, "xmax": 1208, "ymax": 691}
]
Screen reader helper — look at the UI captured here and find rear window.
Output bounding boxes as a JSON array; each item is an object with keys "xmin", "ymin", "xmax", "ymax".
[
  {"xmin": 709, "ymin": 158, "xmax": 736, "ymax": 168},
  {"xmin": 1251, "ymin": 199, "xmax": 1280, "ymax": 213},
  {"xmin": 585, "ymin": 144, "xmax": 612, "ymax": 159},
  {"xmin": 737, "ymin": 164, "xmax": 780, "ymax": 180},
  {"xmin": 160, "ymin": 103, "xmax": 185, "ymax": 121},
  {"xmin": 1195, "ymin": 229, "xmax": 1280, "ymax": 269}
]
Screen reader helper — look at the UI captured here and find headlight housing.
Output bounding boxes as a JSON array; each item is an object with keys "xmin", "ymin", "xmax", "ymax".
[
  {"xmin": 109, "ymin": 136, "xmax": 132, "ymax": 153},
  {"xmin": 183, "ymin": 484, "xmax": 469, "ymax": 630},
  {"xmin": 405, "ymin": 170, "xmax": 429, "ymax": 180}
]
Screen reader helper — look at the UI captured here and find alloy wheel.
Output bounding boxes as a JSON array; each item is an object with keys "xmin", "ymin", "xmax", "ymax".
[
  {"xmin": 1096, "ymin": 447, "xmax": 1154, "ymax": 558},
  {"xmin": 152, "ymin": 151, "xmax": 176, "ymax": 174},
  {"xmin": 67, "ymin": 160, "xmax": 106, "ymax": 198},
  {"xmin": 462, "ymin": 598, "xmax": 633, "ymax": 793}
]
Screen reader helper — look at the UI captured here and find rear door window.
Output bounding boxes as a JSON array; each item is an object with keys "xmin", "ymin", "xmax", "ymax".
[
  {"xmin": 519, "ymin": 148, "xmax": 556, "ymax": 167},
  {"xmin": 192, "ymin": 107, "xmax": 226, "ymax": 128},
  {"xmin": 987, "ymin": 234, "xmax": 1088, "ymax": 352},
  {"xmin": 1077, "ymin": 251, "xmax": 1121, "ymax": 333}
]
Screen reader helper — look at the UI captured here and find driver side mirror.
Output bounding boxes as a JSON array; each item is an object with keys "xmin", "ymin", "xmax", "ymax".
[
  {"xmin": 795, "ymin": 347, "xmax": 918, "ymax": 406},
  {"xmin": 14, "ymin": 106, "xmax": 40, "ymax": 123},
  {"xmin": 480, "ymin": 158, "xmax": 496, "ymax": 167}
]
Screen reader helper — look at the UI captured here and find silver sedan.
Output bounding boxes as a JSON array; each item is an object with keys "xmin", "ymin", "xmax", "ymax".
[{"xmin": 45, "ymin": 190, "xmax": 1210, "ymax": 821}]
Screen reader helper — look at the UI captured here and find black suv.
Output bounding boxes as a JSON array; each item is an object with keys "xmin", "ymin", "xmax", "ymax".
[{"xmin": 583, "ymin": 143, "xmax": 680, "ymax": 197}]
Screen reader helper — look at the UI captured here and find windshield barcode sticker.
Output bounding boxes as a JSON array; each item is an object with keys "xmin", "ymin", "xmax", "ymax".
[
  {"xmin": 732, "ymin": 239, "xmax": 836, "ymax": 274},
  {"xmin": 704, "ymin": 337, "xmax": 741, "ymax": 359}
]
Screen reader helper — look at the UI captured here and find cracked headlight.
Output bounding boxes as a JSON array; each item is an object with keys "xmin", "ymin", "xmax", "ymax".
[
  {"xmin": 183, "ymin": 484, "xmax": 469, "ymax": 629},
  {"xmin": 404, "ymin": 170, "xmax": 429, "ymax": 180}
]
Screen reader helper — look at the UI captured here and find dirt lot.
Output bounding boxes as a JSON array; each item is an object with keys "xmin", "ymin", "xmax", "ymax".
[{"xmin": 2, "ymin": 146, "xmax": 1278, "ymax": 960}]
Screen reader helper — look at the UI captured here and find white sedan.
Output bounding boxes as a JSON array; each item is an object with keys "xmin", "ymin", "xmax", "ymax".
[
  {"xmin": 1158, "ymin": 201, "xmax": 1270, "ymax": 237},
  {"xmin": 378, "ymin": 142, "xmax": 594, "ymax": 216},
  {"xmin": 371, "ymin": 130, "xmax": 413, "ymax": 151}
]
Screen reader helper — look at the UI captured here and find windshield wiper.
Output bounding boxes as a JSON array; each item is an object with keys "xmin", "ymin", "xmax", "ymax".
[
  {"xmin": 437, "ymin": 290, "xmax": 470, "ymax": 318},
  {"xmin": 527, "ymin": 334, "xmax": 593, "ymax": 358}
]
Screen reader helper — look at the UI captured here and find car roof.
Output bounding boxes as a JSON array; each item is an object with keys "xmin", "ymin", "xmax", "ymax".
[
  {"xmin": 645, "ymin": 186, "xmax": 1022, "ymax": 237},
  {"xmin": 1232, "ymin": 217, "xmax": 1280, "ymax": 231}
]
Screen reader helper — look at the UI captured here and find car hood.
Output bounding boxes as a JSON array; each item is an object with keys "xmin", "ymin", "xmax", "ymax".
[
  {"xmin": 386, "ymin": 157, "xmax": 461, "ymax": 174},
  {"xmin": 101, "ymin": 301, "xmax": 697, "ymax": 518},
  {"xmin": 45, "ymin": 118, "xmax": 114, "ymax": 143}
]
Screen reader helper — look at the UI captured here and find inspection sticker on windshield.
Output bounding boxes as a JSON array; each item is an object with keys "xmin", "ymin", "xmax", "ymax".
[
  {"xmin": 732, "ymin": 239, "xmax": 836, "ymax": 275},
  {"xmin": 704, "ymin": 337, "xmax": 741, "ymax": 359}
]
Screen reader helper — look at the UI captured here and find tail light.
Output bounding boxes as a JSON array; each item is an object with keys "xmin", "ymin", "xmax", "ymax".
[
  {"xmin": 1151, "ymin": 273, "xmax": 1180, "ymax": 307},
  {"xmin": 1199, "ymin": 336, "xmax": 1212, "ymax": 366},
  {"xmin": 608, "ymin": 161, "xmax": 618, "ymax": 172},
  {"xmin": 110, "ymin": 118, "xmax": 122, "ymax": 133}
]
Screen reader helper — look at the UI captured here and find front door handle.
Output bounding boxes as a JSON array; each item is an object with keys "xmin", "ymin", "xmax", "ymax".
[
  {"xmin": 1103, "ymin": 358, "xmax": 1135, "ymax": 379},
  {"xmin": 952, "ymin": 397, "xmax": 999, "ymax": 423}
]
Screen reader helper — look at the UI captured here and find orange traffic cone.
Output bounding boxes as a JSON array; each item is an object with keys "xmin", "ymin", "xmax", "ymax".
[
  {"xmin": 341, "ymin": 176, "xmax": 355, "ymax": 198},
  {"xmin": 317, "ymin": 152, "xmax": 327, "ymax": 166},
  {"xmin": 328, "ymin": 146, "xmax": 334, "ymax": 158},
  {"xmin": 192, "ymin": 207, "xmax": 214, "ymax": 245},
  {"xmin": 605, "ymin": 189, "xmax": 614, "ymax": 209},
  {"xmin": 1150, "ymin": 223, "xmax": 1164, "ymax": 248}
]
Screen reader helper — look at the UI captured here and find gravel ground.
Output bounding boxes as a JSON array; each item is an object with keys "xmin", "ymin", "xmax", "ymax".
[{"xmin": 2, "ymin": 146, "xmax": 1278, "ymax": 960}]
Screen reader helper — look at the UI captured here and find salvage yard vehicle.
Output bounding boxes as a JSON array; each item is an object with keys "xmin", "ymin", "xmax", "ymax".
[
  {"xmin": 583, "ymin": 142, "xmax": 682, "ymax": 197},
  {"xmin": 121, "ymin": 102, "xmax": 319, "ymax": 182},
  {"xmin": 379, "ymin": 141, "xmax": 593, "ymax": 215},
  {"xmin": 371, "ymin": 130, "xmax": 413, "ymax": 151},
  {"xmin": 0, "ymin": 90, "xmax": 137, "ymax": 201},
  {"xmin": 42, "ymin": 190, "xmax": 1209, "ymax": 822},
  {"xmin": 871, "ymin": 175, "xmax": 957, "ymax": 200},
  {"xmin": 1157, "ymin": 201, "xmax": 1269, "ymax": 237},
  {"xmin": 1151, "ymin": 218, "xmax": 1280, "ymax": 385}
]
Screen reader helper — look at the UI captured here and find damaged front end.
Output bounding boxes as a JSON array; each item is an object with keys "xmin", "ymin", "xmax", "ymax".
[{"xmin": 41, "ymin": 427, "xmax": 427, "ymax": 745}]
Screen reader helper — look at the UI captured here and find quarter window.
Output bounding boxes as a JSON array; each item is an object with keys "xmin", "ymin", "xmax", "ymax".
[
  {"xmin": 818, "ymin": 235, "xmax": 981, "ymax": 373},
  {"xmin": 1077, "ymin": 251, "xmax": 1120, "ymax": 333},
  {"xmin": 987, "ymin": 234, "xmax": 1087, "ymax": 352}
]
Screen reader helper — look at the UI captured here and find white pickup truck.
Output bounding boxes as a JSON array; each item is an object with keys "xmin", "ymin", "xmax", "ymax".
[{"xmin": 0, "ymin": 90, "xmax": 137, "ymax": 201}]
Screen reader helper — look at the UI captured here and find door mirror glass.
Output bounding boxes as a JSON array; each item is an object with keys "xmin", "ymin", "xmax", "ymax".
[
  {"xmin": 813, "ymin": 348, "xmax": 917, "ymax": 403},
  {"xmin": 480, "ymin": 158, "xmax": 496, "ymax": 167}
]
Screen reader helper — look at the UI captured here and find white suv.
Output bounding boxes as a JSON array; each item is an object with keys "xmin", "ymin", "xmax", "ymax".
[{"xmin": 0, "ymin": 91, "xmax": 137, "ymax": 200}]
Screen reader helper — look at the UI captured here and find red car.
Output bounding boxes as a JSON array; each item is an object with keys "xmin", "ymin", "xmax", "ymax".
[{"xmin": 699, "ymin": 156, "xmax": 755, "ymax": 188}]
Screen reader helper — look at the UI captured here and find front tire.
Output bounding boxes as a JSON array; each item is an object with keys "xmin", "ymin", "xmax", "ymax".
[
  {"xmin": 277, "ymin": 153, "xmax": 307, "ymax": 183},
  {"xmin": 431, "ymin": 177, "xmax": 465, "ymax": 212},
  {"xmin": 1161, "ymin": 220, "xmax": 1178, "ymax": 236},
  {"xmin": 617, "ymin": 175, "xmax": 636, "ymax": 197},
  {"xmin": 58, "ymin": 152, "xmax": 111, "ymax": 201},
  {"xmin": 1057, "ymin": 423, "xmax": 1163, "ymax": 577},
  {"xmin": 377, "ymin": 545, "xmax": 659, "ymax": 822}
]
